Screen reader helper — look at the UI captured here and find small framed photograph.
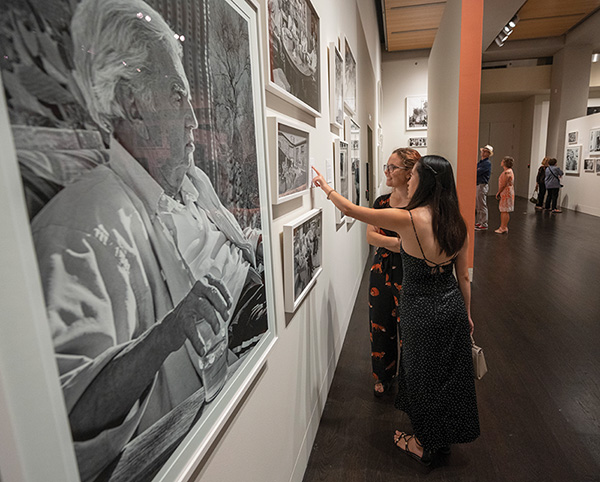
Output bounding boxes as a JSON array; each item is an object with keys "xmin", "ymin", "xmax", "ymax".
[
  {"xmin": 406, "ymin": 95, "xmax": 428, "ymax": 130},
  {"xmin": 584, "ymin": 158, "xmax": 595, "ymax": 172},
  {"xmin": 409, "ymin": 137, "xmax": 427, "ymax": 148},
  {"xmin": 329, "ymin": 42, "xmax": 344, "ymax": 129},
  {"xmin": 268, "ymin": 117, "xmax": 310, "ymax": 204},
  {"xmin": 596, "ymin": 158, "xmax": 600, "ymax": 174},
  {"xmin": 565, "ymin": 145, "xmax": 581, "ymax": 175},
  {"xmin": 589, "ymin": 128, "xmax": 600, "ymax": 155},
  {"xmin": 343, "ymin": 37, "xmax": 357, "ymax": 115},
  {"xmin": 283, "ymin": 208, "xmax": 323, "ymax": 312},
  {"xmin": 334, "ymin": 138, "xmax": 350, "ymax": 224},
  {"xmin": 568, "ymin": 131, "xmax": 578, "ymax": 144}
]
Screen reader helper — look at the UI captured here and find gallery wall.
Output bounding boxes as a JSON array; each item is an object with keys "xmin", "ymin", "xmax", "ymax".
[
  {"xmin": 0, "ymin": 0, "xmax": 381, "ymax": 482},
  {"xmin": 561, "ymin": 112, "xmax": 600, "ymax": 217}
]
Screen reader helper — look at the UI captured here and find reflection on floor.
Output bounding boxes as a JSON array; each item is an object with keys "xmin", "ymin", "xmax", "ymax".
[{"xmin": 303, "ymin": 197, "xmax": 600, "ymax": 481}]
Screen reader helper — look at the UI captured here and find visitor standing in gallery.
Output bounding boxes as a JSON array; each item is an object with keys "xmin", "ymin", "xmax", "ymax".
[
  {"xmin": 475, "ymin": 145, "xmax": 493, "ymax": 231},
  {"xmin": 367, "ymin": 148, "xmax": 420, "ymax": 397},
  {"xmin": 544, "ymin": 158, "xmax": 563, "ymax": 213},
  {"xmin": 312, "ymin": 156, "xmax": 480, "ymax": 466},
  {"xmin": 535, "ymin": 157, "xmax": 550, "ymax": 210},
  {"xmin": 495, "ymin": 156, "xmax": 515, "ymax": 234}
]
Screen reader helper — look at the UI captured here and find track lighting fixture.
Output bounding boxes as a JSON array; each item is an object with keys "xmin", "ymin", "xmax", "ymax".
[{"xmin": 494, "ymin": 14, "xmax": 519, "ymax": 48}]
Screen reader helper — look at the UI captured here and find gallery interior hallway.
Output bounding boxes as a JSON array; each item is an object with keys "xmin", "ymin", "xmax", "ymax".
[{"xmin": 303, "ymin": 197, "xmax": 600, "ymax": 482}]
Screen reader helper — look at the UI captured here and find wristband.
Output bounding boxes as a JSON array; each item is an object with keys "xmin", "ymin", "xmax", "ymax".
[{"xmin": 327, "ymin": 189, "xmax": 336, "ymax": 200}]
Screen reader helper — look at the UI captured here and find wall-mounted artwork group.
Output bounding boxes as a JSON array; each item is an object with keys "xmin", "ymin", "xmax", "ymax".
[{"xmin": 0, "ymin": 0, "xmax": 276, "ymax": 480}]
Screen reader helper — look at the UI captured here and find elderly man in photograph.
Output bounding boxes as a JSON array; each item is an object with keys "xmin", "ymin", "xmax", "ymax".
[
  {"xmin": 475, "ymin": 144, "xmax": 493, "ymax": 231},
  {"xmin": 28, "ymin": 0, "xmax": 267, "ymax": 479}
]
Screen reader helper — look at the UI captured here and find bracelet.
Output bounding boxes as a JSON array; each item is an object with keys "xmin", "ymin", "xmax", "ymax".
[{"xmin": 327, "ymin": 189, "xmax": 336, "ymax": 200}]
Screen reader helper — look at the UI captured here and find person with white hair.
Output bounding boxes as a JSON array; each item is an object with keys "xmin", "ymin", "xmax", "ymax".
[
  {"xmin": 475, "ymin": 145, "xmax": 493, "ymax": 231},
  {"xmin": 29, "ymin": 0, "xmax": 267, "ymax": 479}
]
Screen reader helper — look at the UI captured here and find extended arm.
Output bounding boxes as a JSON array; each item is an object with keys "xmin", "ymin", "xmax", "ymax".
[
  {"xmin": 366, "ymin": 224, "xmax": 401, "ymax": 252},
  {"xmin": 496, "ymin": 173, "xmax": 506, "ymax": 198},
  {"xmin": 454, "ymin": 235, "xmax": 474, "ymax": 334}
]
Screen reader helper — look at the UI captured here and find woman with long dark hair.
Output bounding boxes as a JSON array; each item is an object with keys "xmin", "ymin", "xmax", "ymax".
[{"xmin": 312, "ymin": 155, "xmax": 479, "ymax": 465}]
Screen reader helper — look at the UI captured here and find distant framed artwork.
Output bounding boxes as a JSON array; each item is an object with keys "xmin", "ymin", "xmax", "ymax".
[
  {"xmin": 283, "ymin": 208, "xmax": 323, "ymax": 312},
  {"xmin": 587, "ymin": 106, "xmax": 600, "ymax": 115},
  {"xmin": 589, "ymin": 128, "xmax": 600, "ymax": 155},
  {"xmin": 329, "ymin": 42, "xmax": 344, "ymax": 128},
  {"xmin": 584, "ymin": 159, "xmax": 595, "ymax": 172},
  {"xmin": 343, "ymin": 37, "xmax": 357, "ymax": 115},
  {"xmin": 268, "ymin": 117, "xmax": 310, "ymax": 204},
  {"xmin": 596, "ymin": 159, "xmax": 600, "ymax": 174},
  {"xmin": 565, "ymin": 145, "xmax": 581, "ymax": 175},
  {"xmin": 409, "ymin": 137, "xmax": 427, "ymax": 148},
  {"xmin": 334, "ymin": 138, "xmax": 350, "ymax": 224},
  {"xmin": 350, "ymin": 119, "xmax": 361, "ymax": 206},
  {"xmin": 406, "ymin": 95, "xmax": 428, "ymax": 130},
  {"xmin": 568, "ymin": 131, "xmax": 578, "ymax": 144},
  {"xmin": 267, "ymin": 0, "xmax": 321, "ymax": 116}
]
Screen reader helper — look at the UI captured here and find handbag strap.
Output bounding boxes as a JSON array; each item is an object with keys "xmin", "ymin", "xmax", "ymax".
[{"xmin": 548, "ymin": 166, "xmax": 560, "ymax": 181}]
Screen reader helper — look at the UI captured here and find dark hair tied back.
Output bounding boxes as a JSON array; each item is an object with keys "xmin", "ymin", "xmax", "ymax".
[{"xmin": 404, "ymin": 155, "xmax": 467, "ymax": 256}]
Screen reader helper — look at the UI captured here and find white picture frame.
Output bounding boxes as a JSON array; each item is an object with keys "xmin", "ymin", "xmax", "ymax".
[
  {"xmin": 568, "ymin": 131, "xmax": 578, "ymax": 144},
  {"xmin": 0, "ymin": 0, "xmax": 277, "ymax": 481},
  {"xmin": 584, "ymin": 158, "xmax": 595, "ymax": 172},
  {"xmin": 406, "ymin": 95, "xmax": 428, "ymax": 131},
  {"xmin": 350, "ymin": 119, "xmax": 361, "ymax": 207},
  {"xmin": 268, "ymin": 116, "xmax": 310, "ymax": 204},
  {"xmin": 343, "ymin": 37, "xmax": 357, "ymax": 116},
  {"xmin": 409, "ymin": 137, "xmax": 428, "ymax": 148},
  {"xmin": 266, "ymin": 0, "xmax": 321, "ymax": 117},
  {"xmin": 589, "ymin": 128, "xmax": 600, "ymax": 155},
  {"xmin": 334, "ymin": 138, "xmax": 350, "ymax": 224},
  {"xmin": 283, "ymin": 208, "xmax": 323, "ymax": 312},
  {"xmin": 565, "ymin": 145, "xmax": 582, "ymax": 175},
  {"xmin": 328, "ymin": 42, "xmax": 344, "ymax": 129},
  {"xmin": 596, "ymin": 158, "xmax": 600, "ymax": 174}
]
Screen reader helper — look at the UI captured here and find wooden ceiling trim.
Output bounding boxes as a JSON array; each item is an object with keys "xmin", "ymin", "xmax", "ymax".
[
  {"xmin": 386, "ymin": 4, "xmax": 445, "ymax": 32},
  {"xmin": 518, "ymin": 0, "xmax": 600, "ymax": 20},
  {"xmin": 509, "ymin": 15, "xmax": 586, "ymax": 40},
  {"xmin": 388, "ymin": 29, "xmax": 437, "ymax": 50},
  {"xmin": 385, "ymin": 0, "xmax": 446, "ymax": 9}
]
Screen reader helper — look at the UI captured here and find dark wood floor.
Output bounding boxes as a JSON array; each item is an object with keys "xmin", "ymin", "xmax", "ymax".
[{"xmin": 303, "ymin": 197, "xmax": 600, "ymax": 482}]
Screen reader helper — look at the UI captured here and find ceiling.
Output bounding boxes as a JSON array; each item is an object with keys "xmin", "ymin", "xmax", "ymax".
[{"xmin": 380, "ymin": 0, "xmax": 600, "ymax": 61}]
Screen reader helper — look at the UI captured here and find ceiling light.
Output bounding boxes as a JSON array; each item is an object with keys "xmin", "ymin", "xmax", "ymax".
[{"xmin": 508, "ymin": 15, "xmax": 519, "ymax": 29}]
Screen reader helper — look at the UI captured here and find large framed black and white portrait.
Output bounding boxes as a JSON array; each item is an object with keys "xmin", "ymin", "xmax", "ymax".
[
  {"xmin": 343, "ymin": 37, "xmax": 357, "ymax": 115},
  {"xmin": 267, "ymin": 0, "xmax": 321, "ymax": 116},
  {"xmin": 334, "ymin": 138, "xmax": 350, "ymax": 224},
  {"xmin": 0, "ymin": 0, "xmax": 277, "ymax": 481},
  {"xmin": 283, "ymin": 208, "xmax": 323, "ymax": 312},
  {"xmin": 328, "ymin": 42, "xmax": 344, "ymax": 129},
  {"xmin": 565, "ymin": 145, "xmax": 581, "ymax": 175},
  {"xmin": 268, "ymin": 116, "xmax": 310, "ymax": 203},
  {"xmin": 589, "ymin": 128, "xmax": 600, "ymax": 155},
  {"xmin": 406, "ymin": 95, "xmax": 428, "ymax": 130}
]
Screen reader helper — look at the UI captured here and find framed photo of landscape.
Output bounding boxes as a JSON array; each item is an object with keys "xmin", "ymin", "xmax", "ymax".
[
  {"xmin": 329, "ymin": 42, "xmax": 344, "ymax": 129},
  {"xmin": 283, "ymin": 208, "xmax": 323, "ymax": 312},
  {"xmin": 267, "ymin": 0, "xmax": 321, "ymax": 116},
  {"xmin": 0, "ymin": 0, "xmax": 277, "ymax": 481},
  {"xmin": 268, "ymin": 117, "xmax": 310, "ymax": 204}
]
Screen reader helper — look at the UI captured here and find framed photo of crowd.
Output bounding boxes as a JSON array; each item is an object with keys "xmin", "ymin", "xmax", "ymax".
[
  {"xmin": 283, "ymin": 208, "xmax": 323, "ymax": 312},
  {"xmin": 267, "ymin": 0, "xmax": 321, "ymax": 116},
  {"xmin": 406, "ymin": 95, "xmax": 428, "ymax": 131},
  {"xmin": 268, "ymin": 116, "xmax": 311, "ymax": 204},
  {"xmin": 0, "ymin": 0, "xmax": 277, "ymax": 481}
]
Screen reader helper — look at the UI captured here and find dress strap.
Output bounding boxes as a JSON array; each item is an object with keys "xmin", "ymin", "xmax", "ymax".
[{"xmin": 408, "ymin": 210, "xmax": 429, "ymax": 261}]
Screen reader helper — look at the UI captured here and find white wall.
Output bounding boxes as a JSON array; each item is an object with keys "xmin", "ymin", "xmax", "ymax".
[
  {"xmin": 561, "ymin": 112, "xmax": 600, "ymax": 217},
  {"xmin": 0, "ymin": 1, "xmax": 381, "ymax": 482},
  {"xmin": 527, "ymin": 96, "xmax": 550, "ymax": 196}
]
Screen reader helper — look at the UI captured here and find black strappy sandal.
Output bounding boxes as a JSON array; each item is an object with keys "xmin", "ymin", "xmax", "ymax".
[{"xmin": 394, "ymin": 432, "xmax": 434, "ymax": 466}]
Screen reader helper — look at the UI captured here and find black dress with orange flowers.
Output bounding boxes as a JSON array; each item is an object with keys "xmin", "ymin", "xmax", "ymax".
[{"xmin": 368, "ymin": 194, "xmax": 403, "ymax": 386}]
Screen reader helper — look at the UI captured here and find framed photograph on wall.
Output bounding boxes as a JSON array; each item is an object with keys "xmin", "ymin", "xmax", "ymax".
[
  {"xmin": 568, "ymin": 131, "xmax": 578, "ymax": 144},
  {"xmin": 589, "ymin": 128, "xmax": 600, "ymax": 155},
  {"xmin": 584, "ymin": 158, "xmax": 595, "ymax": 172},
  {"xmin": 334, "ymin": 138, "xmax": 350, "ymax": 224},
  {"xmin": 343, "ymin": 37, "xmax": 357, "ymax": 115},
  {"xmin": 267, "ymin": 0, "xmax": 321, "ymax": 116},
  {"xmin": 268, "ymin": 117, "xmax": 310, "ymax": 203},
  {"xmin": 596, "ymin": 158, "xmax": 600, "ymax": 174},
  {"xmin": 409, "ymin": 137, "xmax": 428, "ymax": 148},
  {"xmin": 350, "ymin": 119, "xmax": 361, "ymax": 207},
  {"xmin": 283, "ymin": 208, "xmax": 323, "ymax": 312},
  {"xmin": 0, "ymin": 0, "xmax": 277, "ymax": 481},
  {"xmin": 329, "ymin": 42, "xmax": 344, "ymax": 129},
  {"xmin": 565, "ymin": 145, "xmax": 582, "ymax": 175},
  {"xmin": 406, "ymin": 95, "xmax": 428, "ymax": 130}
]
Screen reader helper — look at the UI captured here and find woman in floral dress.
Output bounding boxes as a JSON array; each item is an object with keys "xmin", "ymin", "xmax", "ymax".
[{"xmin": 495, "ymin": 156, "xmax": 515, "ymax": 234}]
